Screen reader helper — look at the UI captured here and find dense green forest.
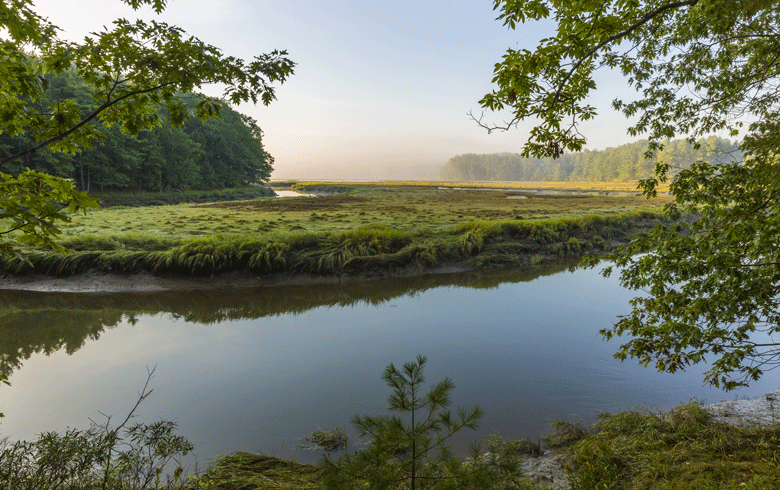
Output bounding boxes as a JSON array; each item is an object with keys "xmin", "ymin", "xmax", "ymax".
[
  {"xmin": 0, "ymin": 69, "xmax": 274, "ymax": 192},
  {"xmin": 439, "ymin": 136, "xmax": 741, "ymax": 182}
]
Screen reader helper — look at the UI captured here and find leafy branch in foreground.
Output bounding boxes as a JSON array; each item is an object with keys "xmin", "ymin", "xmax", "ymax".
[
  {"xmin": 319, "ymin": 355, "xmax": 524, "ymax": 490},
  {"xmin": 1, "ymin": 0, "xmax": 294, "ymax": 165},
  {"xmin": 0, "ymin": 169, "xmax": 100, "ymax": 257},
  {"xmin": 482, "ymin": 0, "xmax": 780, "ymax": 389},
  {"xmin": 0, "ymin": 0, "xmax": 293, "ymax": 255}
]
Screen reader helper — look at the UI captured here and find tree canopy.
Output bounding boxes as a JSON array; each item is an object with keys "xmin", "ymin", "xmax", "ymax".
[
  {"xmin": 0, "ymin": 0, "xmax": 293, "ymax": 254},
  {"xmin": 481, "ymin": 0, "xmax": 780, "ymax": 389},
  {"xmin": 1, "ymin": 69, "xmax": 275, "ymax": 192}
]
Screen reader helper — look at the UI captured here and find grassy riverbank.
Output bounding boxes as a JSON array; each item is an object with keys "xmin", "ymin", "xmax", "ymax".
[
  {"xmin": 191, "ymin": 401, "xmax": 780, "ymax": 490},
  {"xmin": 1, "ymin": 188, "xmax": 671, "ymax": 277},
  {"xmin": 556, "ymin": 402, "xmax": 780, "ymax": 489},
  {"xmin": 1, "ymin": 184, "xmax": 671, "ymax": 277}
]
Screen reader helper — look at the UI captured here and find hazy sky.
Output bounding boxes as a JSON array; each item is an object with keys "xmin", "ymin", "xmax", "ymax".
[{"xmin": 32, "ymin": 0, "xmax": 641, "ymax": 180}]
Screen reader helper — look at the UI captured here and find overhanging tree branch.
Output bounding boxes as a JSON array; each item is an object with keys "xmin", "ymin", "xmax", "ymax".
[
  {"xmin": 551, "ymin": 0, "xmax": 700, "ymax": 109},
  {"xmin": 0, "ymin": 80, "xmax": 177, "ymax": 165}
]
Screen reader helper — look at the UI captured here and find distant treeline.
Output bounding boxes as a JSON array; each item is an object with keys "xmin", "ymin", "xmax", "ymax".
[
  {"xmin": 439, "ymin": 137, "xmax": 741, "ymax": 182},
  {"xmin": 0, "ymin": 69, "xmax": 273, "ymax": 192}
]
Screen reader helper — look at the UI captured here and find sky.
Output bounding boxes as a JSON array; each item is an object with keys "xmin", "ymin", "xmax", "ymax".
[{"xmin": 31, "ymin": 0, "xmax": 641, "ymax": 180}]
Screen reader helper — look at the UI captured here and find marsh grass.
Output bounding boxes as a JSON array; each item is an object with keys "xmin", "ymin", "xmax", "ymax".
[
  {"xmin": 58, "ymin": 186, "xmax": 669, "ymax": 240},
  {"xmin": 554, "ymin": 401, "xmax": 780, "ymax": 490},
  {"xmin": 2, "ymin": 185, "xmax": 671, "ymax": 277},
  {"xmin": 2, "ymin": 211, "xmax": 662, "ymax": 277}
]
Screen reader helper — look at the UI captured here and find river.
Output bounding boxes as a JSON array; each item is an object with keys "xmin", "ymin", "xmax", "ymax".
[{"xmin": 0, "ymin": 262, "xmax": 774, "ymax": 465}]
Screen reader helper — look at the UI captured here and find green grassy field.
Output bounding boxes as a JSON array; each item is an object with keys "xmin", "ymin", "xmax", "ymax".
[
  {"xmin": 2, "ymin": 183, "xmax": 673, "ymax": 276},
  {"xmin": 64, "ymin": 185, "xmax": 669, "ymax": 239}
]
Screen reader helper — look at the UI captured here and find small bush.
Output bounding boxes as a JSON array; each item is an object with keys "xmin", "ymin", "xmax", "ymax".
[
  {"xmin": 0, "ymin": 370, "xmax": 193, "ymax": 490},
  {"xmin": 320, "ymin": 356, "xmax": 525, "ymax": 490}
]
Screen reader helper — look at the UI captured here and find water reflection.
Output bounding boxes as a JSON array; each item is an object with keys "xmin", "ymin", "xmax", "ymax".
[
  {"xmin": 0, "ymin": 261, "xmax": 577, "ymax": 377},
  {"xmin": 0, "ymin": 260, "xmax": 771, "ymax": 466},
  {"xmin": 272, "ymin": 190, "xmax": 313, "ymax": 198}
]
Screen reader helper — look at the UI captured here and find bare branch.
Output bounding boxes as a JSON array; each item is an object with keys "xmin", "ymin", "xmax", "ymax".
[{"xmin": 98, "ymin": 365, "xmax": 157, "ymax": 490}]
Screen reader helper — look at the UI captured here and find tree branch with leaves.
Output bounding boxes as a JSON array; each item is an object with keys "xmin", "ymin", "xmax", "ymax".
[
  {"xmin": 480, "ymin": 0, "xmax": 780, "ymax": 389},
  {"xmin": 0, "ymin": 0, "xmax": 294, "ymax": 255}
]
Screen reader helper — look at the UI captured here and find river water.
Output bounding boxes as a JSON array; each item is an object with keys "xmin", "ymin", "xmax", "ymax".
[{"xmin": 0, "ymin": 263, "xmax": 774, "ymax": 465}]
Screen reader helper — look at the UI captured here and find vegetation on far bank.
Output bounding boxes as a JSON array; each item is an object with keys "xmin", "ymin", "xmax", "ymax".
[
  {"xmin": 437, "ymin": 136, "xmax": 740, "ymax": 183},
  {"xmin": 92, "ymin": 185, "xmax": 275, "ymax": 207},
  {"xmin": 0, "ymin": 185, "xmax": 671, "ymax": 277},
  {"xmin": 274, "ymin": 179, "xmax": 663, "ymax": 193}
]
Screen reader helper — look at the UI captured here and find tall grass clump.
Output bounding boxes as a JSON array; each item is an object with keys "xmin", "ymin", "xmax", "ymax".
[
  {"xmin": 295, "ymin": 226, "xmax": 411, "ymax": 273},
  {"xmin": 247, "ymin": 241, "xmax": 291, "ymax": 274},
  {"xmin": 193, "ymin": 452, "xmax": 322, "ymax": 490},
  {"xmin": 160, "ymin": 236, "xmax": 263, "ymax": 275}
]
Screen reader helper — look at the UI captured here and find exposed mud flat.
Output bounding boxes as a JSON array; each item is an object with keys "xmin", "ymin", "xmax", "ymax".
[{"xmin": 0, "ymin": 264, "xmax": 476, "ymax": 293}]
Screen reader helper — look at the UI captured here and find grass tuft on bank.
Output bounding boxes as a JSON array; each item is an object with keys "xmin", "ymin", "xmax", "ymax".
[
  {"xmin": 192, "ymin": 452, "xmax": 322, "ymax": 490},
  {"xmin": 552, "ymin": 401, "xmax": 780, "ymax": 490}
]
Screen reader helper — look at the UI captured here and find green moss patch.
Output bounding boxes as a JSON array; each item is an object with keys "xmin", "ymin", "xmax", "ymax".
[{"xmin": 555, "ymin": 402, "xmax": 780, "ymax": 490}]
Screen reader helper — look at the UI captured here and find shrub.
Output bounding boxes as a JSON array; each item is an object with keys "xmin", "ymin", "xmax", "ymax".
[{"xmin": 0, "ymin": 369, "xmax": 193, "ymax": 490}]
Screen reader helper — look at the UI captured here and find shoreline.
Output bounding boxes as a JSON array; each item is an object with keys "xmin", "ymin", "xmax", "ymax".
[
  {"xmin": 520, "ymin": 388, "xmax": 780, "ymax": 489},
  {"xmin": 0, "ymin": 262, "xmax": 479, "ymax": 293}
]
